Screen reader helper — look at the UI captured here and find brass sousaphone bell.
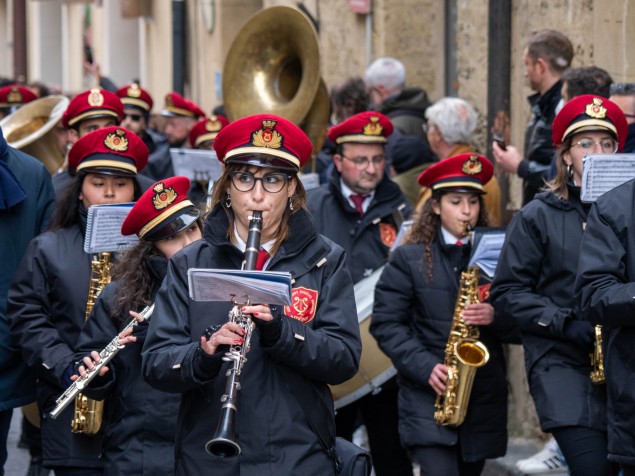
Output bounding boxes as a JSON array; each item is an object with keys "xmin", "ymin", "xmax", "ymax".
[{"xmin": 222, "ymin": 6, "xmax": 328, "ymax": 155}]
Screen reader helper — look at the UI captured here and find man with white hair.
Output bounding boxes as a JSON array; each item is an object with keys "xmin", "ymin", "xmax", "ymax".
[
  {"xmin": 364, "ymin": 57, "xmax": 430, "ymax": 139},
  {"xmin": 417, "ymin": 97, "xmax": 502, "ymax": 226}
]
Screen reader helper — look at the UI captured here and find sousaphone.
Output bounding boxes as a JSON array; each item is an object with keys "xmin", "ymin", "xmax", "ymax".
[
  {"xmin": 0, "ymin": 95, "xmax": 69, "ymax": 175},
  {"xmin": 222, "ymin": 6, "xmax": 321, "ymax": 124}
]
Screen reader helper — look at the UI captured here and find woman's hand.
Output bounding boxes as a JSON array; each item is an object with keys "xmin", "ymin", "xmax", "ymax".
[
  {"xmin": 200, "ymin": 322, "xmax": 245, "ymax": 355},
  {"xmin": 241, "ymin": 304, "xmax": 275, "ymax": 322},
  {"xmin": 462, "ymin": 302, "xmax": 494, "ymax": 326},
  {"xmin": 428, "ymin": 363, "xmax": 448, "ymax": 395},
  {"xmin": 73, "ymin": 350, "xmax": 110, "ymax": 380}
]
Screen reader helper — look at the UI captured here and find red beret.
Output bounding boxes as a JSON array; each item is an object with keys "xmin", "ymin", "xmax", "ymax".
[
  {"xmin": 418, "ymin": 153, "xmax": 493, "ymax": 193},
  {"xmin": 62, "ymin": 89, "xmax": 124, "ymax": 129},
  {"xmin": 213, "ymin": 114, "xmax": 312, "ymax": 171},
  {"xmin": 161, "ymin": 91, "xmax": 205, "ymax": 119},
  {"xmin": 68, "ymin": 126, "xmax": 148, "ymax": 176},
  {"xmin": 189, "ymin": 115, "xmax": 229, "ymax": 148},
  {"xmin": 0, "ymin": 84, "xmax": 38, "ymax": 108},
  {"xmin": 328, "ymin": 111, "xmax": 394, "ymax": 145},
  {"xmin": 121, "ymin": 176, "xmax": 199, "ymax": 241},
  {"xmin": 116, "ymin": 83, "xmax": 153, "ymax": 111},
  {"xmin": 552, "ymin": 95, "xmax": 628, "ymax": 151}
]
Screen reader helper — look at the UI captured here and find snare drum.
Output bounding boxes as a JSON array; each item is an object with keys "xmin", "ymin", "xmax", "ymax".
[{"xmin": 330, "ymin": 267, "xmax": 396, "ymax": 409}]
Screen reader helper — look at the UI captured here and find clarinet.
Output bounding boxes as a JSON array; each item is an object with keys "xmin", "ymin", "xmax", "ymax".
[
  {"xmin": 205, "ymin": 211, "xmax": 263, "ymax": 457},
  {"xmin": 50, "ymin": 304, "xmax": 155, "ymax": 420}
]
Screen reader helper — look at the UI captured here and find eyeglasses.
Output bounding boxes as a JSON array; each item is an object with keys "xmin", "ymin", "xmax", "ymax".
[
  {"xmin": 341, "ymin": 155, "xmax": 385, "ymax": 170},
  {"xmin": 229, "ymin": 171, "xmax": 291, "ymax": 193},
  {"xmin": 573, "ymin": 138, "xmax": 618, "ymax": 154},
  {"xmin": 124, "ymin": 113, "xmax": 143, "ymax": 122}
]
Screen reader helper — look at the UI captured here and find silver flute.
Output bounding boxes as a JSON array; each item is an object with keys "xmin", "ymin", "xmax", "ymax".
[{"xmin": 50, "ymin": 304, "xmax": 154, "ymax": 419}]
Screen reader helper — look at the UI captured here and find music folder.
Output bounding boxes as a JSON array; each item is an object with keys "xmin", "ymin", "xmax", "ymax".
[
  {"xmin": 188, "ymin": 268, "xmax": 293, "ymax": 306},
  {"xmin": 169, "ymin": 148, "xmax": 223, "ymax": 184},
  {"xmin": 84, "ymin": 203, "xmax": 138, "ymax": 254},
  {"xmin": 581, "ymin": 153, "xmax": 635, "ymax": 202},
  {"xmin": 468, "ymin": 227, "xmax": 506, "ymax": 278}
]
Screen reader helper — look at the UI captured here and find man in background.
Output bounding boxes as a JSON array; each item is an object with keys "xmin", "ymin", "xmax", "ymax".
[{"xmin": 609, "ymin": 82, "xmax": 635, "ymax": 153}]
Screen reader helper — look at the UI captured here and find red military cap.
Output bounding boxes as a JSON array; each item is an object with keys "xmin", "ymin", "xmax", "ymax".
[
  {"xmin": 327, "ymin": 111, "xmax": 394, "ymax": 145},
  {"xmin": 189, "ymin": 115, "xmax": 229, "ymax": 148},
  {"xmin": 121, "ymin": 176, "xmax": 199, "ymax": 241},
  {"xmin": 418, "ymin": 153, "xmax": 493, "ymax": 193},
  {"xmin": 0, "ymin": 84, "xmax": 38, "ymax": 108},
  {"xmin": 116, "ymin": 83, "xmax": 153, "ymax": 112},
  {"xmin": 68, "ymin": 126, "xmax": 148, "ymax": 176},
  {"xmin": 213, "ymin": 114, "xmax": 312, "ymax": 171},
  {"xmin": 161, "ymin": 91, "xmax": 205, "ymax": 119},
  {"xmin": 552, "ymin": 94, "xmax": 628, "ymax": 151},
  {"xmin": 62, "ymin": 88, "xmax": 124, "ymax": 128}
]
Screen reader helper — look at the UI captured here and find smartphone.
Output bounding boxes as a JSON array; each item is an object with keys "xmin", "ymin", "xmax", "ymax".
[{"xmin": 493, "ymin": 134, "xmax": 507, "ymax": 151}]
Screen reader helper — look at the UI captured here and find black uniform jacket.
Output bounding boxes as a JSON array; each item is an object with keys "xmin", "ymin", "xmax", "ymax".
[
  {"xmin": 306, "ymin": 170, "xmax": 410, "ymax": 284},
  {"xmin": 575, "ymin": 178, "xmax": 635, "ymax": 465},
  {"xmin": 141, "ymin": 206, "xmax": 361, "ymax": 476},
  {"xmin": 370, "ymin": 236, "xmax": 518, "ymax": 462},
  {"xmin": 75, "ymin": 257, "xmax": 180, "ymax": 476},
  {"xmin": 7, "ymin": 222, "xmax": 103, "ymax": 469},
  {"xmin": 491, "ymin": 186, "xmax": 607, "ymax": 433}
]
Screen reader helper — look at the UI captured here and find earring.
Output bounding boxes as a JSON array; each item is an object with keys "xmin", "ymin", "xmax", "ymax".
[
  {"xmin": 225, "ymin": 195, "xmax": 232, "ymax": 208},
  {"xmin": 289, "ymin": 197, "xmax": 294, "ymax": 211},
  {"xmin": 566, "ymin": 164, "xmax": 573, "ymax": 178}
]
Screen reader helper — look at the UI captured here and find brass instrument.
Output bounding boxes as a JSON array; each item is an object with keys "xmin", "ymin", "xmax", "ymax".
[
  {"xmin": 0, "ymin": 95, "xmax": 69, "ymax": 175},
  {"xmin": 434, "ymin": 266, "xmax": 490, "ymax": 427},
  {"xmin": 51, "ymin": 304, "xmax": 155, "ymax": 420},
  {"xmin": 590, "ymin": 324, "xmax": 605, "ymax": 384},
  {"xmin": 206, "ymin": 211, "xmax": 263, "ymax": 457},
  {"xmin": 72, "ymin": 252, "xmax": 112, "ymax": 435}
]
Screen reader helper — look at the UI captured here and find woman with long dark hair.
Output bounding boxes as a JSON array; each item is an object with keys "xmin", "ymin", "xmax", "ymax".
[
  {"xmin": 141, "ymin": 114, "xmax": 361, "ymax": 475},
  {"xmin": 491, "ymin": 95, "xmax": 627, "ymax": 476},
  {"xmin": 8, "ymin": 126, "xmax": 148, "ymax": 475},
  {"xmin": 370, "ymin": 153, "xmax": 517, "ymax": 476}
]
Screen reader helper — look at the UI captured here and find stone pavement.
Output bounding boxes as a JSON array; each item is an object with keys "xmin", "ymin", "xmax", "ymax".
[{"xmin": 5, "ymin": 408, "xmax": 38, "ymax": 476}]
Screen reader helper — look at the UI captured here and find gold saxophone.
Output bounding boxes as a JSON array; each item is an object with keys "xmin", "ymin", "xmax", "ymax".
[
  {"xmin": 434, "ymin": 266, "xmax": 490, "ymax": 427},
  {"xmin": 72, "ymin": 252, "xmax": 111, "ymax": 435},
  {"xmin": 590, "ymin": 324, "xmax": 605, "ymax": 384}
]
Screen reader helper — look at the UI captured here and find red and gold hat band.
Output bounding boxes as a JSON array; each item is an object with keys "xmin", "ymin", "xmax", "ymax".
[
  {"xmin": 335, "ymin": 134, "xmax": 388, "ymax": 144},
  {"xmin": 76, "ymin": 159, "xmax": 138, "ymax": 175},
  {"xmin": 562, "ymin": 119, "xmax": 617, "ymax": 142},
  {"xmin": 68, "ymin": 109, "xmax": 121, "ymax": 127},
  {"xmin": 224, "ymin": 147, "xmax": 301, "ymax": 169},
  {"xmin": 138, "ymin": 200, "xmax": 193, "ymax": 239},
  {"xmin": 122, "ymin": 98, "xmax": 151, "ymax": 111}
]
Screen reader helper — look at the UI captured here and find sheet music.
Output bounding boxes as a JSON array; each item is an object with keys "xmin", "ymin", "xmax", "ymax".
[
  {"xmin": 299, "ymin": 172, "xmax": 320, "ymax": 190},
  {"xmin": 581, "ymin": 154, "xmax": 635, "ymax": 202},
  {"xmin": 84, "ymin": 203, "xmax": 138, "ymax": 253},
  {"xmin": 468, "ymin": 229, "xmax": 506, "ymax": 278},
  {"xmin": 169, "ymin": 148, "xmax": 223, "ymax": 183},
  {"xmin": 390, "ymin": 219, "xmax": 413, "ymax": 251},
  {"xmin": 188, "ymin": 268, "xmax": 292, "ymax": 306}
]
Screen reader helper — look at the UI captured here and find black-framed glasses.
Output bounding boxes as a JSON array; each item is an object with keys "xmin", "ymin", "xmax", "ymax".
[
  {"xmin": 341, "ymin": 155, "xmax": 385, "ymax": 170},
  {"xmin": 573, "ymin": 138, "xmax": 618, "ymax": 154},
  {"xmin": 229, "ymin": 171, "xmax": 291, "ymax": 193},
  {"xmin": 124, "ymin": 113, "xmax": 142, "ymax": 122}
]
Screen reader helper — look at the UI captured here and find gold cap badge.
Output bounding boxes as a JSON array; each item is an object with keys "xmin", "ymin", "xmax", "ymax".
[
  {"xmin": 7, "ymin": 87, "xmax": 23, "ymax": 104},
  {"xmin": 251, "ymin": 120, "xmax": 283, "ymax": 149},
  {"xmin": 87, "ymin": 89, "xmax": 105, "ymax": 107},
  {"xmin": 152, "ymin": 182, "xmax": 178, "ymax": 210},
  {"xmin": 585, "ymin": 97, "xmax": 607, "ymax": 119},
  {"xmin": 205, "ymin": 116, "xmax": 222, "ymax": 132},
  {"xmin": 127, "ymin": 84, "xmax": 142, "ymax": 98},
  {"xmin": 462, "ymin": 155, "xmax": 483, "ymax": 175},
  {"xmin": 104, "ymin": 129, "xmax": 129, "ymax": 152},
  {"xmin": 362, "ymin": 116, "xmax": 383, "ymax": 136}
]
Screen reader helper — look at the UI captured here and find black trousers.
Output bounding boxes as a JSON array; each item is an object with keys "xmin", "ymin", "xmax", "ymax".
[
  {"xmin": 335, "ymin": 378, "xmax": 412, "ymax": 476},
  {"xmin": 551, "ymin": 426, "xmax": 619, "ymax": 476},
  {"xmin": 409, "ymin": 445, "xmax": 485, "ymax": 476}
]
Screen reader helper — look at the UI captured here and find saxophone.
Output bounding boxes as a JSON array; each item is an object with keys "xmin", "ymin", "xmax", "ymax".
[
  {"xmin": 434, "ymin": 266, "xmax": 490, "ymax": 427},
  {"xmin": 71, "ymin": 252, "xmax": 111, "ymax": 435},
  {"xmin": 590, "ymin": 324, "xmax": 605, "ymax": 384}
]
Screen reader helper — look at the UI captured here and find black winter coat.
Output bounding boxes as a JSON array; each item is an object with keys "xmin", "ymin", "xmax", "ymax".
[
  {"xmin": 306, "ymin": 172, "xmax": 410, "ymax": 284},
  {"xmin": 490, "ymin": 186, "xmax": 607, "ymax": 433},
  {"xmin": 575, "ymin": 178, "xmax": 635, "ymax": 466},
  {"xmin": 75, "ymin": 257, "xmax": 180, "ymax": 476},
  {"xmin": 141, "ymin": 206, "xmax": 361, "ymax": 476},
  {"xmin": 370, "ymin": 237, "xmax": 517, "ymax": 462},
  {"xmin": 8, "ymin": 223, "xmax": 103, "ymax": 469}
]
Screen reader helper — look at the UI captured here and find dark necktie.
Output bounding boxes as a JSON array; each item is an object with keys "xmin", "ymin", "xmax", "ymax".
[
  {"xmin": 350, "ymin": 194, "xmax": 367, "ymax": 216},
  {"xmin": 256, "ymin": 248, "xmax": 270, "ymax": 271}
]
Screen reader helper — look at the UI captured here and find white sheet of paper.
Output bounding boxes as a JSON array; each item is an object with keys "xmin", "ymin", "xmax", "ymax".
[
  {"xmin": 169, "ymin": 148, "xmax": 223, "ymax": 183},
  {"xmin": 468, "ymin": 229, "xmax": 506, "ymax": 278},
  {"xmin": 581, "ymin": 153, "xmax": 635, "ymax": 202},
  {"xmin": 84, "ymin": 203, "xmax": 138, "ymax": 254}
]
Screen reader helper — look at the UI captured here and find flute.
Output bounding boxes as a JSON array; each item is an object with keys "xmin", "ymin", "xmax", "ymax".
[{"xmin": 50, "ymin": 304, "xmax": 154, "ymax": 419}]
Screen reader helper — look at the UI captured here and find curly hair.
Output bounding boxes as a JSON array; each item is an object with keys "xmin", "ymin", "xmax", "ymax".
[{"xmin": 405, "ymin": 191, "xmax": 489, "ymax": 280}]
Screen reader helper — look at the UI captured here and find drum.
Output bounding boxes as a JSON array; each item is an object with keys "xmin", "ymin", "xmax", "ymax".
[{"xmin": 330, "ymin": 266, "xmax": 397, "ymax": 409}]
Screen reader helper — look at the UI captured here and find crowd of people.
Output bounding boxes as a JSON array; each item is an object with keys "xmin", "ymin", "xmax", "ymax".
[{"xmin": 3, "ymin": 26, "xmax": 635, "ymax": 476}]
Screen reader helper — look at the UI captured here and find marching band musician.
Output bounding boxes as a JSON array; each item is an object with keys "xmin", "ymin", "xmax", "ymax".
[
  {"xmin": 370, "ymin": 154, "xmax": 518, "ymax": 476},
  {"xmin": 491, "ymin": 95, "xmax": 627, "ymax": 476},
  {"xmin": 141, "ymin": 114, "xmax": 361, "ymax": 475},
  {"xmin": 7, "ymin": 126, "xmax": 149, "ymax": 476},
  {"xmin": 72, "ymin": 176, "xmax": 203, "ymax": 475}
]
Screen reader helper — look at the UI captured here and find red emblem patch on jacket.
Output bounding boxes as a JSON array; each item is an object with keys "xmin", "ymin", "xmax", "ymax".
[
  {"xmin": 379, "ymin": 223, "xmax": 397, "ymax": 247},
  {"xmin": 478, "ymin": 283, "xmax": 491, "ymax": 302},
  {"xmin": 284, "ymin": 287, "xmax": 318, "ymax": 323}
]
